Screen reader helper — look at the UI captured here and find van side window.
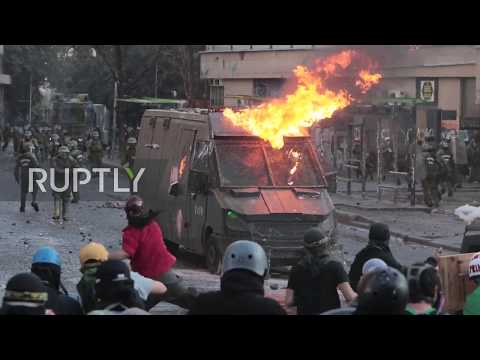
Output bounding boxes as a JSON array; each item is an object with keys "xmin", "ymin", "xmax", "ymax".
[{"xmin": 191, "ymin": 141, "xmax": 212, "ymax": 173}]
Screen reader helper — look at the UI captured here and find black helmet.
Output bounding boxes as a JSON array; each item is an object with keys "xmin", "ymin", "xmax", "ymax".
[
  {"xmin": 125, "ymin": 195, "xmax": 144, "ymax": 217},
  {"xmin": 355, "ymin": 267, "xmax": 409, "ymax": 315},
  {"xmin": 3, "ymin": 273, "xmax": 48, "ymax": 306},
  {"xmin": 304, "ymin": 227, "xmax": 329, "ymax": 249}
]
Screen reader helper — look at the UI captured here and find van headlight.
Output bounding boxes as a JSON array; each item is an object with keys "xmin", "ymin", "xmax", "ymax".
[{"xmin": 225, "ymin": 210, "xmax": 248, "ymax": 233}]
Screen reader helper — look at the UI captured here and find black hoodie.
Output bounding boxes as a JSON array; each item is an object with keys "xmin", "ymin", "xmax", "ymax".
[
  {"xmin": 189, "ymin": 270, "xmax": 286, "ymax": 315},
  {"xmin": 348, "ymin": 242, "xmax": 405, "ymax": 292}
]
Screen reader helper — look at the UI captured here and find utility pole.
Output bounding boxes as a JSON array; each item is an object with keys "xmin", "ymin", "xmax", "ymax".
[
  {"xmin": 154, "ymin": 63, "xmax": 158, "ymax": 98},
  {"xmin": 28, "ymin": 73, "xmax": 32, "ymax": 124},
  {"xmin": 110, "ymin": 81, "xmax": 118, "ymax": 159}
]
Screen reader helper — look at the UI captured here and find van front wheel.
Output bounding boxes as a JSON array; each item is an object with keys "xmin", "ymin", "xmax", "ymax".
[{"xmin": 205, "ymin": 237, "xmax": 222, "ymax": 275}]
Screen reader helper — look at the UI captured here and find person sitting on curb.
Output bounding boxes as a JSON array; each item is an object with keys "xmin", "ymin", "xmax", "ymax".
[
  {"xmin": 285, "ymin": 227, "xmax": 357, "ymax": 315},
  {"xmin": 0, "ymin": 273, "xmax": 52, "ymax": 315},
  {"xmin": 189, "ymin": 240, "xmax": 287, "ymax": 315},
  {"xmin": 31, "ymin": 246, "xmax": 83, "ymax": 315},
  {"xmin": 77, "ymin": 242, "xmax": 167, "ymax": 313},
  {"xmin": 405, "ymin": 263, "xmax": 443, "ymax": 315},
  {"xmin": 349, "ymin": 223, "xmax": 405, "ymax": 292},
  {"xmin": 88, "ymin": 260, "xmax": 150, "ymax": 315}
]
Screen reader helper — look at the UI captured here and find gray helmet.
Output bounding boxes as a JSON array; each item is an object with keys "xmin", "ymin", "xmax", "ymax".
[
  {"xmin": 24, "ymin": 130, "xmax": 32, "ymax": 137},
  {"xmin": 69, "ymin": 140, "xmax": 78, "ymax": 149},
  {"xmin": 127, "ymin": 137, "xmax": 137, "ymax": 144},
  {"xmin": 222, "ymin": 240, "xmax": 268, "ymax": 277}
]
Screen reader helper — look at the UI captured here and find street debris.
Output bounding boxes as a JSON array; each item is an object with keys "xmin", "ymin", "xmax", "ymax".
[{"xmin": 100, "ymin": 201, "xmax": 125, "ymax": 209}]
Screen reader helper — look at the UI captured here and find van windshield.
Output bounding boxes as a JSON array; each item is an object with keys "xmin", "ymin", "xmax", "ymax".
[{"xmin": 216, "ymin": 141, "xmax": 325, "ymax": 187}]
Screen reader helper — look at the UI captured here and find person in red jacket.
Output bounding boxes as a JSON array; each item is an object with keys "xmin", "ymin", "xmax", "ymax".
[{"xmin": 109, "ymin": 196, "xmax": 197, "ymax": 310}]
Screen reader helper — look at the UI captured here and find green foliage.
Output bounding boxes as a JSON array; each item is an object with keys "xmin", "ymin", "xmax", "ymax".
[{"xmin": 3, "ymin": 45, "xmax": 206, "ymax": 125}]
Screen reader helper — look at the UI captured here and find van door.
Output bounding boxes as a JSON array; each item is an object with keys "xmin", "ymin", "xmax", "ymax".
[
  {"xmin": 136, "ymin": 116, "xmax": 157, "ymax": 208},
  {"xmin": 171, "ymin": 128, "xmax": 197, "ymax": 249},
  {"xmin": 186, "ymin": 140, "xmax": 212, "ymax": 254}
]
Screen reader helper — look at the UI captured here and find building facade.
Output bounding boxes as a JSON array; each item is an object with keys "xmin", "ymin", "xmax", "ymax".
[
  {"xmin": 200, "ymin": 45, "xmax": 480, "ymax": 130},
  {"xmin": 0, "ymin": 45, "xmax": 12, "ymax": 127}
]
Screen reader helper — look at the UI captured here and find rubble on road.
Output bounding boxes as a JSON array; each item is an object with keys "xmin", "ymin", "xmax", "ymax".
[{"xmin": 99, "ymin": 201, "xmax": 125, "ymax": 209}]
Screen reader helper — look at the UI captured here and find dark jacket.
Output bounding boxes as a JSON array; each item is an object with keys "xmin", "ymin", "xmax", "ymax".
[
  {"xmin": 189, "ymin": 270, "xmax": 286, "ymax": 315},
  {"xmin": 44, "ymin": 286, "xmax": 83, "ymax": 315},
  {"xmin": 348, "ymin": 243, "xmax": 405, "ymax": 292}
]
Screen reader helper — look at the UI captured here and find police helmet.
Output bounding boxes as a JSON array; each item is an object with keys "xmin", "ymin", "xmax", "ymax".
[
  {"xmin": 356, "ymin": 267, "xmax": 409, "ymax": 315},
  {"xmin": 24, "ymin": 130, "xmax": 32, "ymax": 137},
  {"xmin": 222, "ymin": 240, "xmax": 268, "ymax": 277},
  {"xmin": 92, "ymin": 131, "xmax": 99, "ymax": 138},
  {"xmin": 52, "ymin": 134, "xmax": 60, "ymax": 141},
  {"xmin": 69, "ymin": 140, "xmax": 78, "ymax": 149},
  {"xmin": 32, "ymin": 247, "xmax": 61, "ymax": 267},
  {"xmin": 127, "ymin": 137, "xmax": 137, "ymax": 145},
  {"xmin": 58, "ymin": 146, "xmax": 69, "ymax": 153}
]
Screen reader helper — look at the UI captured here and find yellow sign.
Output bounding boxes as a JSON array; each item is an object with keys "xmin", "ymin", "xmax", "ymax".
[{"xmin": 420, "ymin": 80, "xmax": 435, "ymax": 102}]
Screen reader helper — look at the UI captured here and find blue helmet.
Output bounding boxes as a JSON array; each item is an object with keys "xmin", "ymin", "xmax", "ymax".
[{"xmin": 32, "ymin": 247, "xmax": 61, "ymax": 267}]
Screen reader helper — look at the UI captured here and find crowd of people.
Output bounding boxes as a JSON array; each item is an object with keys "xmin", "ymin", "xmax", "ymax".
[
  {"xmin": 2, "ymin": 192, "xmax": 480, "ymax": 316},
  {"xmin": 1, "ymin": 122, "xmax": 139, "ymax": 219}
]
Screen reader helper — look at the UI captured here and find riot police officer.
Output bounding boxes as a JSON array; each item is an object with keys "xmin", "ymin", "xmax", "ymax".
[
  {"xmin": 437, "ymin": 141, "xmax": 455, "ymax": 197},
  {"xmin": 52, "ymin": 146, "xmax": 78, "ymax": 221},
  {"xmin": 468, "ymin": 131, "xmax": 480, "ymax": 183},
  {"xmin": 87, "ymin": 131, "xmax": 104, "ymax": 171},
  {"xmin": 14, "ymin": 142, "xmax": 40, "ymax": 213},
  {"xmin": 422, "ymin": 142, "xmax": 442, "ymax": 208},
  {"xmin": 68, "ymin": 140, "xmax": 85, "ymax": 204},
  {"xmin": 48, "ymin": 133, "xmax": 61, "ymax": 168},
  {"xmin": 122, "ymin": 137, "xmax": 137, "ymax": 194},
  {"xmin": 381, "ymin": 137, "xmax": 394, "ymax": 181},
  {"xmin": 2, "ymin": 124, "xmax": 13, "ymax": 152}
]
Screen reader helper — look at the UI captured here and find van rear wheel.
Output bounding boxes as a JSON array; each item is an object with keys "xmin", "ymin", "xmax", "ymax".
[{"xmin": 205, "ymin": 237, "xmax": 222, "ymax": 275}]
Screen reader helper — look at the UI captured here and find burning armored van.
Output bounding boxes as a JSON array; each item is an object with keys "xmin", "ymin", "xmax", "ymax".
[{"xmin": 135, "ymin": 109, "xmax": 337, "ymax": 273}]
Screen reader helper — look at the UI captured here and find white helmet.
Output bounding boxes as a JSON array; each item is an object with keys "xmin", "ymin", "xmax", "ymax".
[
  {"xmin": 469, "ymin": 255, "xmax": 480, "ymax": 279},
  {"xmin": 222, "ymin": 240, "xmax": 268, "ymax": 277},
  {"xmin": 127, "ymin": 137, "xmax": 137, "ymax": 145},
  {"xmin": 362, "ymin": 258, "xmax": 388, "ymax": 275}
]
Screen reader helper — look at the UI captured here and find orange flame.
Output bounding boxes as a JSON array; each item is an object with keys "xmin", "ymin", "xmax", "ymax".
[
  {"xmin": 356, "ymin": 70, "xmax": 382, "ymax": 94},
  {"xmin": 224, "ymin": 50, "xmax": 382, "ymax": 149},
  {"xmin": 179, "ymin": 155, "xmax": 187, "ymax": 178},
  {"xmin": 287, "ymin": 149, "xmax": 301, "ymax": 185}
]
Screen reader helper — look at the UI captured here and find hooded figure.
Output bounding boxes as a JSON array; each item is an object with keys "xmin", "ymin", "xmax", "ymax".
[
  {"xmin": 286, "ymin": 228, "xmax": 356, "ymax": 314},
  {"xmin": 348, "ymin": 223, "xmax": 405, "ymax": 292}
]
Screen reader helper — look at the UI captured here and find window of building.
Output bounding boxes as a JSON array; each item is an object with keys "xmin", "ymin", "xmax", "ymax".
[
  {"xmin": 210, "ymin": 82, "xmax": 224, "ymax": 108},
  {"xmin": 254, "ymin": 79, "xmax": 285, "ymax": 98},
  {"xmin": 461, "ymin": 78, "xmax": 480, "ymax": 118}
]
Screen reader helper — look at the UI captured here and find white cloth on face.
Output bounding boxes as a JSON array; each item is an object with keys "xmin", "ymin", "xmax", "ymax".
[{"xmin": 130, "ymin": 271, "xmax": 155, "ymax": 301}]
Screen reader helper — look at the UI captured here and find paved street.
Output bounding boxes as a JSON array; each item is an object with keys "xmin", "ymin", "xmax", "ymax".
[{"xmin": 0, "ymin": 146, "xmax": 450, "ymax": 309}]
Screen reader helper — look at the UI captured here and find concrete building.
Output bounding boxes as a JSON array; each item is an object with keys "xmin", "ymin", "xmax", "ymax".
[
  {"xmin": 200, "ymin": 45, "xmax": 480, "ymax": 130},
  {"xmin": 0, "ymin": 45, "xmax": 12, "ymax": 127}
]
